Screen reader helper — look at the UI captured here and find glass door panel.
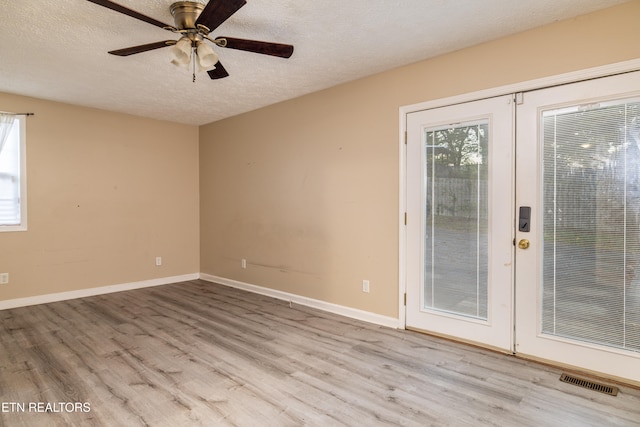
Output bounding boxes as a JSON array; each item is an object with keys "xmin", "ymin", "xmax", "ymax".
[
  {"xmin": 424, "ymin": 121, "xmax": 489, "ymax": 319},
  {"xmin": 541, "ymin": 100, "xmax": 640, "ymax": 352}
]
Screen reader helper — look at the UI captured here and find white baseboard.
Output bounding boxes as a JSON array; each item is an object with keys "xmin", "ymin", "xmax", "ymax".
[
  {"xmin": 1, "ymin": 273, "xmax": 401, "ymax": 330},
  {"xmin": 0, "ymin": 273, "xmax": 200, "ymax": 310},
  {"xmin": 199, "ymin": 273, "xmax": 400, "ymax": 329}
]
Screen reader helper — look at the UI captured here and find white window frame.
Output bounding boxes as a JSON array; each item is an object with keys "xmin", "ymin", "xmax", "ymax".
[{"xmin": 0, "ymin": 115, "xmax": 27, "ymax": 232}]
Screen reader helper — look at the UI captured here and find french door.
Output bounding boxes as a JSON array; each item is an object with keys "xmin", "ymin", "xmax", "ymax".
[
  {"xmin": 516, "ymin": 71, "xmax": 640, "ymax": 382},
  {"xmin": 406, "ymin": 71, "xmax": 640, "ymax": 382},
  {"xmin": 406, "ymin": 95, "xmax": 515, "ymax": 352}
]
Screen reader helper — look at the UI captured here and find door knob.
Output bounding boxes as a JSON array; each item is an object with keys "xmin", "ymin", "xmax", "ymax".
[{"xmin": 518, "ymin": 239, "xmax": 530, "ymax": 249}]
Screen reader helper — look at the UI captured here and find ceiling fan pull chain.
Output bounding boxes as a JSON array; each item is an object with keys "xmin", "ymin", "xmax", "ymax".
[{"xmin": 192, "ymin": 46, "xmax": 196, "ymax": 83}]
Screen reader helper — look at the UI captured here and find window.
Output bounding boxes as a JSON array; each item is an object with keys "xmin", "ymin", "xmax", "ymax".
[{"xmin": 0, "ymin": 114, "xmax": 26, "ymax": 231}]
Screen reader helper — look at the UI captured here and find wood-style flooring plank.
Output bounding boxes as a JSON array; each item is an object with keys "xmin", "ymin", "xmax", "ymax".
[{"xmin": 1, "ymin": 279, "xmax": 639, "ymax": 426}]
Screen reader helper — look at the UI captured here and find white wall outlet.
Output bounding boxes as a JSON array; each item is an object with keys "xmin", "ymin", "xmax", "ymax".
[
  {"xmin": 241, "ymin": 258, "xmax": 247, "ymax": 269},
  {"xmin": 155, "ymin": 257, "xmax": 162, "ymax": 266},
  {"xmin": 362, "ymin": 279, "xmax": 370, "ymax": 293},
  {"xmin": 0, "ymin": 273, "xmax": 9, "ymax": 285}
]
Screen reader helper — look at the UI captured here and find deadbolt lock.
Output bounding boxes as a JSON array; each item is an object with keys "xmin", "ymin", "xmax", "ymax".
[{"xmin": 518, "ymin": 239, "xmax": 530, "ymax": 249}]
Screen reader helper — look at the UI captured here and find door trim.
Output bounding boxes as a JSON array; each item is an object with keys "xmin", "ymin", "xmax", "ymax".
[{"xmin": 399, "ymin": 58, "xmax": 640, "ymax": 329}]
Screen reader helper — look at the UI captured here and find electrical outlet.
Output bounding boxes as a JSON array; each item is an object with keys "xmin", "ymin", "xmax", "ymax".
[
  {"xmin": 362, "ymin": 279, "xmax": 370, "ymax": 293},
  {"xmin": 155, "ymin": 257, "xmax": 162, "ymax": 266},
  {"xmin": 0, "ymin": 273, "xmax": 9, "ymax": 285},
  {"xmin": 241, "ymin": 258, "xmax": 247, "ymax": 269}
]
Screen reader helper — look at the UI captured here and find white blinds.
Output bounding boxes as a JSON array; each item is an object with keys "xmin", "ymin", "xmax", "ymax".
[
  {"xmin": 423, "ymin": 121, "xmax": 489, "ymax": 319},
  {"xmin": 542, "ymin": 98, "xmax": 640, "ymax": 352},
  {"xmin": 0, "ymin": 117, "xmax": 21, "ymax": 226}
]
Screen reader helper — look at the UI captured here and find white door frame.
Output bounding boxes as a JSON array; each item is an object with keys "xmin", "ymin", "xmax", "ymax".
[{"xmin": 399, "ymin": 59, "xmax": 640, "ymax": 330}]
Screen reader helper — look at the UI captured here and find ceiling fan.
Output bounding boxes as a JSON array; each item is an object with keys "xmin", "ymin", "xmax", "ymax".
[{"xmin": 86, "ymin": 0, "xmax": 294, "ymax": 80}]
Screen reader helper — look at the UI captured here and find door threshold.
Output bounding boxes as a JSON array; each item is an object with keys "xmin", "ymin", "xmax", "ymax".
[{"xmin": 405, "ymin": 326, "xmax": 514, "ymax": 356}]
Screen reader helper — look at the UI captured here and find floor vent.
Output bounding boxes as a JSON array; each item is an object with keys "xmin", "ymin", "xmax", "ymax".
[{"xmin": 559, "ymin": 373, "xmax": 618, "ymax": 396}]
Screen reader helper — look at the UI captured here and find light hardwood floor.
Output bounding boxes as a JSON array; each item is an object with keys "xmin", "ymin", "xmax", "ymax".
[{"xmin": 0, "ymin": 279, "xmax": 638, "ymax": 426}]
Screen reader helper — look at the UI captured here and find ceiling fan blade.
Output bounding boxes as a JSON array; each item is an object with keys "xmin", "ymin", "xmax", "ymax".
[
  {"xmin": 86, "ymin": 0, "xmax": 173, "ymax": 30},
  {"xmin": 217, "ymin": 37, "xmax": 294, "ymax": 58},
  {"xmin": 208, "ymin": 62, "xmax": 230, "ymax": 79},
  {"xmin": 108, "ymin": 41, "xmax": 176, "ymax": 56},
  {"xmin": 195, "ymin": 0, "xmax": 247, "ymax": 32}
]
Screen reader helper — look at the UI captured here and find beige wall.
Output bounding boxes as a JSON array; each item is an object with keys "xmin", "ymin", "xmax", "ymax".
[
  {"xmin": 0, "ymin": 93, "xmax": 200, "ymax": 301},
  {"xmin": 199, "ymin": 1, "xmax": 640, "ymax": 318}
]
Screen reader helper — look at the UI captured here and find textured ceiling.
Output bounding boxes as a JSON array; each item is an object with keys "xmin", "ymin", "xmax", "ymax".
[{"xmin": 0, "ymin": 0, "xmax": 630, "ymax": 125}]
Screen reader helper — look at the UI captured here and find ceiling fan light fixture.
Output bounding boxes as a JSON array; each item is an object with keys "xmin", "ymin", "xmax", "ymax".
[
  {"xmin": 171, "ymin": 36, "xmax": 192, "ymax": 66},
  {"xmin": 90, "ymin": 0, "xmax": 294, "ymax": 80},
  {"xmin": 196, "ymin": 41, "xmax": 218, "ymax": 70}
]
